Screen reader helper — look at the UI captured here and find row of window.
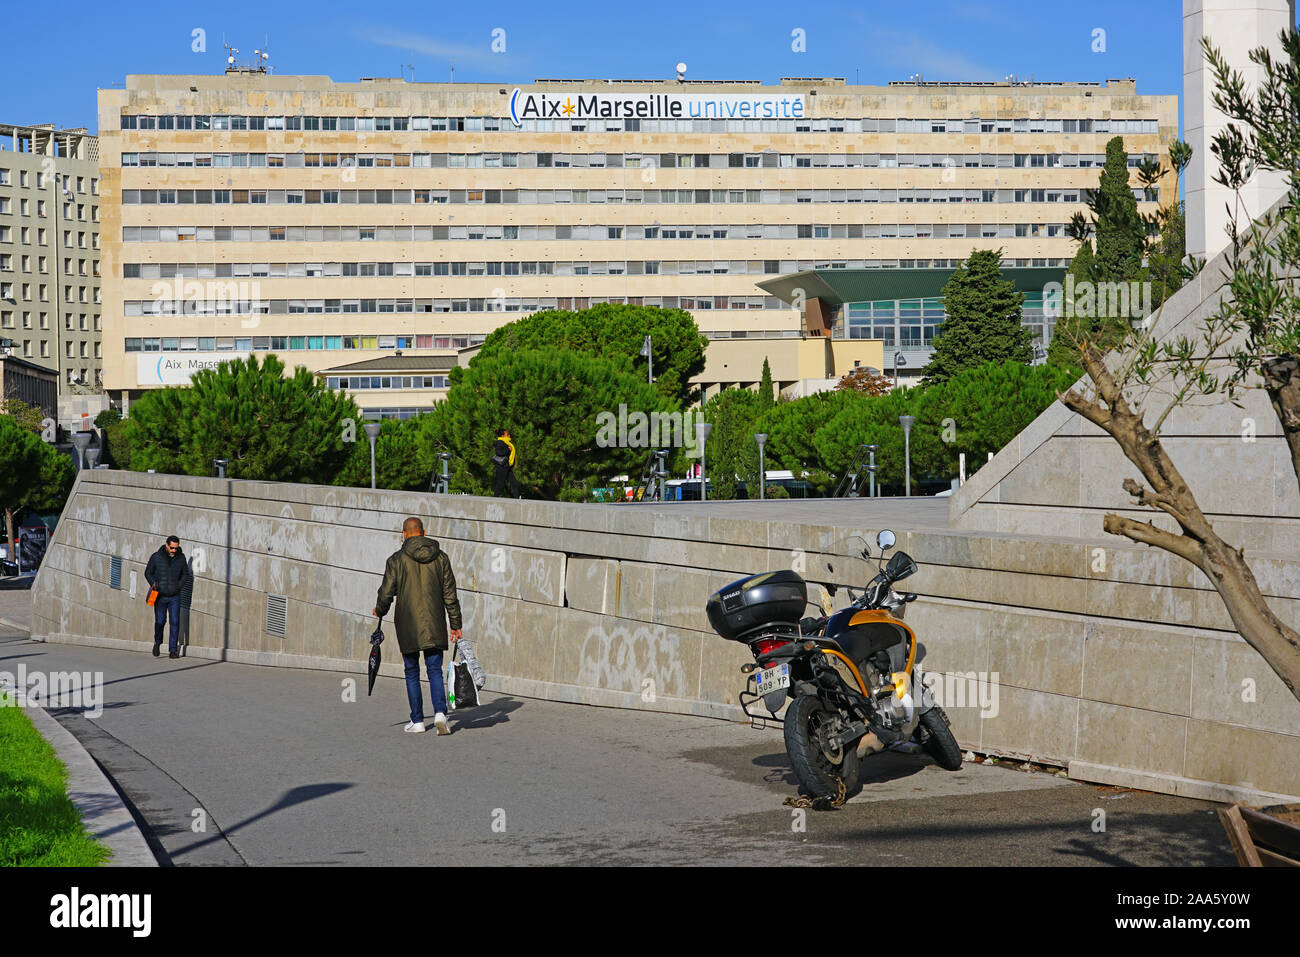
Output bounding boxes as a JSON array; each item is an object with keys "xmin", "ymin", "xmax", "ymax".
[
  {"xmin": 0, "ymin": 169, "xmax": 98, "ymax": 194},
  {"xmin": 119, "ymin": 219, "xmax": 1084, "ymax": 245},
  {"xmin": 844, "ymin": 295, "xmax": 1055, "ymax": 348},
  {"xmin": 0, "ymin": 253, "xmax": 97, "ymax": 276},
  {"xmin": 0, "ymin": 310, "xmax": 98, "ymax": 331},
  {"xmin": 326, "ymin": 375, "xmax": 449, "ymax": 391},
  {"xmin": 118, "ymin": 114, "xmax": 1161, "ymax": 136},
  {"xmin": 1, "ymin": 281, "xmax": 98, "ymax": 303},
  {"xmin": 119, "ymin": 149, "xmax": 1158, "ymax": 170},
  {"xmin": 121, "ymin": 330, "xmax": 810, "ymax": 356},
  {"xmin": 0, "ymin": 225, "xmax": 98, "ymax": 248},
  {"xmin": 122, "ymin": 240, "xmax": 1070, "ymax": 283},
  {"xmin": 124, "ymin": 334, "xmax": 482, "ymax": 352},
  {"xmin": 0, "ymin": 196, "xmax": 96, "ymax": 221},
  {"xmin": 124, "ymin": 294, "xmax": 790, "ymax": 316},
  {"xmin": 119, "ymin": 185, "xmax": 1154, "ymax": 207}
]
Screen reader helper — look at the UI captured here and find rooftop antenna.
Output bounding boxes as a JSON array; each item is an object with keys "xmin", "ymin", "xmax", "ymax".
[{"xmin": 450, "ymin": 58, "xmax": 454, "ymax": 83}]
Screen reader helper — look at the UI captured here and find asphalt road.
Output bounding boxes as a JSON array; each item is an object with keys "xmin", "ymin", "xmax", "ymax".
[{"xmin": 0, "ymin": 626, "xmax": 1235, "ymax": 866}]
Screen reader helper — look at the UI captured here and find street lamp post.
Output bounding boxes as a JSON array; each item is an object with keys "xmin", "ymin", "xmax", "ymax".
[
  {"xmin": 755, "ymin": 433, "xmax": 767, "ymax": 500},
  {"xmin": 695, "ymin": 422, "xmax": 712, "ymax": 501},
  {"xmin": 899, "ymin": 415, "xmax": 916, "ymax": 496},
  {"xmin": 640, "ymin": 334, "xmax": 653, "ymax": 384},
  {"xmin": 85, "ymin": 447, "xmax": 100, "ymax": 469},
  {"xmin": 212, "ymin": 458, "xmax": 228, "ymax": 478},
  {"xmin": 364, "ymin": 422, "xmax": 383, "ymax": 490},
  {"xmin": 893, "ymin": 351, "xmax": 907, "ymax": 390}
]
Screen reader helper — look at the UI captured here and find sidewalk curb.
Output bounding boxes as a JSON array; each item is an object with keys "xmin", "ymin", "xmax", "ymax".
[{"xmin": 0, "ymin": 682, "xmax": 158, "ymax": 867}]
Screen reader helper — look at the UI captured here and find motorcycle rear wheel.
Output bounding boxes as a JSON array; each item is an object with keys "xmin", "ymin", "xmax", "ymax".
[
  {"xmin": 783, "ymin": 694, "xmax": 861, "ymax": 800},
  {"xmin": 917, "ymin": 706, "xmax": 963, "ymax": 770}
]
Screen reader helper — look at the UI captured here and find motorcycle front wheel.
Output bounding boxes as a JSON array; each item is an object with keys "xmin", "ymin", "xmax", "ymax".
[
  {"xmin": 916, "ymin": 705, "xmax": 963, "ymax": 770},
  {"xmin": 783, "ymin": 694, "xmax": 861, "ymax": 800}
]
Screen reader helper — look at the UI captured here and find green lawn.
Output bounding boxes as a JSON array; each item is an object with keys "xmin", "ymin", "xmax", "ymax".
[{"xmin": 0, "ymin": 692, "xmax": 112, "ymax": 866}]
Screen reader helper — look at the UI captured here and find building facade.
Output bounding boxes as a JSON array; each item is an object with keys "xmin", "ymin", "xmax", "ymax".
[
  {"xmin": 0, "ymin": 124, "xmax": 102, "ymax": 393},
  {"xmin": 97, "ymin": 73, "xmax": 1176, "ymax": 414}
]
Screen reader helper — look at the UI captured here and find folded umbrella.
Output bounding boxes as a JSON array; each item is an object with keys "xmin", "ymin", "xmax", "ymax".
[{"xmin": 367, "ymin": 622, "xmax": 385, "ymax": 696}]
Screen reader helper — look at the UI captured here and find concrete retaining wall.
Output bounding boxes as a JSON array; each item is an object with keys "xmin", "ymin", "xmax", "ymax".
[{"xmin": 31, "ymin": 470, "xmax": 1300, "ymax": 804}]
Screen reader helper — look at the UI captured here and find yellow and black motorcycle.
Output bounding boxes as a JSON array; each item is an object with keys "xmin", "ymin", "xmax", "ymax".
[{"xmin": 706, "ymin": 530, "xmax": 962, "ymax": 801}]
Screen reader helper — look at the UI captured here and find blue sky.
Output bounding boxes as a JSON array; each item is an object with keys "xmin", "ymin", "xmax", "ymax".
[{"xmin": 0, "ymin": 0, "xmax": 1268, "ymax": 135}]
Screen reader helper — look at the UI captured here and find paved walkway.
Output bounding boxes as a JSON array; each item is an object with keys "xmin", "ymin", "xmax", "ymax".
[{"xmin": 0, "ymin": 586, "xmax": 1234, "ymax": 865}]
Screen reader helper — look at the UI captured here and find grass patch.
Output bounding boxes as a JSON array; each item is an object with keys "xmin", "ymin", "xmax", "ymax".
[{"xmin": 0, "ymin": 691, "xmax": 111, "ymax": 866}]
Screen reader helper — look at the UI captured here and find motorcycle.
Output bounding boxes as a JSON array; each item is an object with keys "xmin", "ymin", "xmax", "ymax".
[{"xmin": 705, "ymin": 529, "xmax": 963, "ymax": 802}]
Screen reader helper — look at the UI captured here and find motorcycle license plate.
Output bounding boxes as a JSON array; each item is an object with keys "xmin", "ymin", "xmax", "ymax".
[{"xmin": 755, "ymin": 664, "xmax": 790, "ymax": 696}]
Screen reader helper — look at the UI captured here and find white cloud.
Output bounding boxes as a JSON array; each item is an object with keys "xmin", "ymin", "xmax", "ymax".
[
  {"xmin": 870, "ymin": 28, "xmax": 1001, "ymax": 82},
  {"xmin": 355, "ymin": 28, "xmax": 509, "ymax": 69}
]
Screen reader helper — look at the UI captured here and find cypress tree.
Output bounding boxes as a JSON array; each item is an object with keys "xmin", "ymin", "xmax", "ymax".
[{"xmin": 758, "ymin": 357, "xmax": 776, "ymax": 409}]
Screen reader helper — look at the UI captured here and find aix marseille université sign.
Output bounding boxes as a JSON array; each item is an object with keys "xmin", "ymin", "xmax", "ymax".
[{"xmin": 508, "ymin": 88, "xmax": 807, "ymax": 127}]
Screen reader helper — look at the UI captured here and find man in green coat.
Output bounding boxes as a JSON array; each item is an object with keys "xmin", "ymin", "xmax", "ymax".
[{"xmin": 373, "ymin": 516, "xmax": 463, "ymax": 735}]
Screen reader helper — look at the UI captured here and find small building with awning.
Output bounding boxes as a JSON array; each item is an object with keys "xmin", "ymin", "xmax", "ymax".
[{"xmin": 757, "ymin": 265, "xmax": 1064, "ymax": 384}]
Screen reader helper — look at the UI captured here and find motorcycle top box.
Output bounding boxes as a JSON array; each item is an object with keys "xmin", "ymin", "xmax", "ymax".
[{"xmin": 706, "ymin": 569, "xmax": 807, "ymax": 641}]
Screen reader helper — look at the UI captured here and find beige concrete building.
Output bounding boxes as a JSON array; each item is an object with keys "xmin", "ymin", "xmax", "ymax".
[
  {"xmin": 0, "ymin": 124, "xmax": 102, "ymax": 394},
  {"xmin": 97, "ymin": 73, "xmax": 1176, "ymax": 415}
]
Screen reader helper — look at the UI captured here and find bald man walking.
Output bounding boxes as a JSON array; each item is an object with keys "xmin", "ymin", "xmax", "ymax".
[{"xmin": 374, "ymin": 517, "xmax": 463, "ymax": 735}]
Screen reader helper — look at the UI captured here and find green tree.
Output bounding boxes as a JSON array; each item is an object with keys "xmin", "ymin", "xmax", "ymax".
[
  {"xmin": 125, "ymin": 354, "xmax": 359, "ymax": 483},
  {"xmin": 922, "ymin": 249, "xmax": 1032, "ymax": 385},
  {"xmin": 0, "ymin": 414, "xmax": 72, "ymax": 555},
  {"xmin": 423, "ymin": 348, "xmax": 678, "ymax": 501},
  {"xmin": 699, "ymin": 388, "xmax": 763, "ymax": 499},
  {"xmin": 912, "ymin": 361, "xmax": 1081, "ymax": 480},
  {"xmin": 1, "ymin": 399, "xmax": 45, "ymax": 435},
  {"xmin": 1093, "ymin": 136, "xmax": 1145, "ymax": 282},
  {"xmin": 752, "ymin": 389, "xmax": 862, "ymax": 473},
  {"xmin": 474, "ymin": 303, "xmax": 708, "ymax": 403},
  {"xmin": 812, "ymin": 388, "xmax": 918, "ymax": 489},
  {"xmin": 758, "ymin": 357, "xmax": 776, "ymax": 409},
  {"xmin": 334, "ymin": 415, "xmax": 433, "ymax": 491}
]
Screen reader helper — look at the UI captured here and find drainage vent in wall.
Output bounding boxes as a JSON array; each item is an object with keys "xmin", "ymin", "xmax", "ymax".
[
  {"xmin": 266, "ymin": 594, "xmax": 287, "ymax": 638},
  {"xmin": 109, "ymin": 556, "xmax": 122, "ymax": 590}
]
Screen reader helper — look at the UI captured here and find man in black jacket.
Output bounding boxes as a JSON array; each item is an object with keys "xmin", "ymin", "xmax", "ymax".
[
  {"xmin": 145, "ymin": 535, "xmax": 193, "ymax": 659},
  {"xmin": 492, "ymin": 428, "xmax": 521, "ymax": 498}
]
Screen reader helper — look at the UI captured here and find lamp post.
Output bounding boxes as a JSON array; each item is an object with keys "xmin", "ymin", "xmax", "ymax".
[
  {"xmin": 695, "ymin": 422, "xmax": 712, "ymax": 501},
  {"xmin": 899, "ymin": 415, "xmax": 916, "ymax": 496},
  {"xmin": 85, "ymin": 447, "xmax": 101, "ymax": 469},
  {"xmin": 755, "ymin": 433, "xmax": 768, "ymax": 500},
  {"xmin": 70, "ymin": 431, "xmax": 92, "ymax": 471},
  {"xmin": 364, "ymin": 422, "xmax": 383, "ymax": 490},
  {"xmin": 893, "ymin": 351, "xmax": 907, "ymax": 390},
  {"xmin": 434, "ymin": 452, "xmax": 452, "ymax": 494},
  {"xmin": 640, "ymin": 334, "xmax": 653, "ymax": 384},
  {"xmin": 212, "ymin": 458, "xmax": 228, "ymax": 478}
]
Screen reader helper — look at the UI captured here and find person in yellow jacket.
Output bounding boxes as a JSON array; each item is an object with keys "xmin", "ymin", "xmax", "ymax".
[{"xmin": 492, "ymin": 428, "xmax": 521, "ymax": 497}]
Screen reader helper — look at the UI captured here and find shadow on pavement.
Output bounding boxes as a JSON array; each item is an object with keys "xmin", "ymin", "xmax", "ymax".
[
  {"xmin": 450, "ymin": 696, "xmax": 523, "ymax": 731},
  {"xmin": 171, "ymin": 782, "xmax": 355, "ymax": 857}
]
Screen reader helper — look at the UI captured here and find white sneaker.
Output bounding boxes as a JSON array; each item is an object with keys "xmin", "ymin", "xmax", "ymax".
[
  {"xmin": 404, "ymin": 721, "xmax": 426, "ymax": 733},
  {"xmin": 433, "ymin": 713, "xmax": 450, "ymax": 735}
]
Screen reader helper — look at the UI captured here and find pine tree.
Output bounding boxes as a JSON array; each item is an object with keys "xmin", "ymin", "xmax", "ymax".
[{"xmin": 922, "ymin": 249, "xmax": 1032, "ymax": 386}]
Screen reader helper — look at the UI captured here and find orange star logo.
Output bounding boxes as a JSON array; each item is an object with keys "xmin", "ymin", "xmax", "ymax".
[{"xmin": 562, "ymin": 99, "xmax": 576, "ymax": 116}]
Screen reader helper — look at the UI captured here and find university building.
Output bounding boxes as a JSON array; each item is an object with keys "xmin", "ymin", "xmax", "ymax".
[{"xmin": 97, "ymin": 73, "xmax": 1177, "ymax": 412}]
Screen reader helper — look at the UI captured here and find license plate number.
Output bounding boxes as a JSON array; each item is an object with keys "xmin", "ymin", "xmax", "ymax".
[{"xmin": 755, "ymin": 664, "xmax": 790, "ymax": 697}]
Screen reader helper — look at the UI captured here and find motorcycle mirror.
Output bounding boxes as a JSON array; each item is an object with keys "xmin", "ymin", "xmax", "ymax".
[{"xmin": 877, "ymin": 529, "xmax": 897, "ymax": 551}]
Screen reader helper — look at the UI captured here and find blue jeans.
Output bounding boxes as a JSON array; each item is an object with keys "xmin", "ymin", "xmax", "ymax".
[
  {"xmin": 153, "ymin": 594, "xmax": 181, "ymax": 653},
  {"xmin": 402, "ymin": 649, "xmax": 446, "ymax": 724}
]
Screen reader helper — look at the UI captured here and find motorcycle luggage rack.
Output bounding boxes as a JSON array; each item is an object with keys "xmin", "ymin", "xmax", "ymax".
[{"xmin": 739, "ymin": 673, "xmax": 786, "ymax": 730}]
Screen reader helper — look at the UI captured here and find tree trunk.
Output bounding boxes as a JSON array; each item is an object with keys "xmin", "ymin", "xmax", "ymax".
[
  {"xmin": 1262, "ymin": 354, "xmax": 1300, "ymax": 489},
  {"xmin": 1063, "ymin": 346, "xmax": 1300, "ymax": 703}
]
